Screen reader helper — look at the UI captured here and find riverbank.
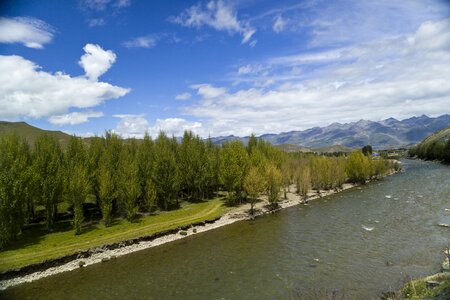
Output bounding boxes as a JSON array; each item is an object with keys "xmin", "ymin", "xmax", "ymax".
[
  {"xmin": 387, "ymin": 250, "xmax": 450, "ymax": 300},
  {"xmin": 0, "ymin": 165, "xmax": 395, "ymax": 290},
  {"xmin": 0, "ymin": 172, "xmax": 397, "ymax": 290}
]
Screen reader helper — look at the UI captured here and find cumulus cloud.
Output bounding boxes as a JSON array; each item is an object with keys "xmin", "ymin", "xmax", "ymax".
[
  {"xmin": 123, "ymin": 36, "xmax": 156, "ymax": 48},
  {"xmin": 49, "ymin": 111, "xmax": 104, "ymax": 125},
  {"xmin": 190, "ymin": 84, "xmax": 226, "ymax": 98},
  {"xmin": 180, "ymin": 18, "xmax": 450, "ymax": 137},
  {"xmin": 0, "ymin": 54, "xmax": 129, "ymax": 121},
  {"xmin": 171, "ymin": 0, "xmax": 256, "ymax": 45},
  {"xmin": 113, "ymin": 114, "xmax": 202, "ymax": 138},
  {"xmin": 79, "ymin": 43, "xmax": 116, "ymax": 80},
  {"xmin": 0, "ymin": 17, "xmax": 54, "ymax": 49},
  {"xmin": 113, "ymin": 114, "xmax": 150, "ymax": 138},
  {"xmin": 409, "ymin": 18, "xmax": 450, "ymax": 51},
  {"xmin": 273, "ymin": 15, "xmax": 285, "ymax": 33},
  {"xmin": 175, "ymin": 92, "xmax": 192, "ymax": 100}
]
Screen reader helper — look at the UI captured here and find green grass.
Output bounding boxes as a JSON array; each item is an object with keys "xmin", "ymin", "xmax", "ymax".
[
  {"xmin": 0, "ymin": 198, "xmax": 227, "ymax": 273},
  {"xmin": 400, "ymin": 273, "xmax": 450, "ymax": 299}
]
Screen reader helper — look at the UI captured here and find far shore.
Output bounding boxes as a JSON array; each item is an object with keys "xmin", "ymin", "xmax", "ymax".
[{"xmin": 0, "ymin": 171, "xmax": 398, "ymax": 291}]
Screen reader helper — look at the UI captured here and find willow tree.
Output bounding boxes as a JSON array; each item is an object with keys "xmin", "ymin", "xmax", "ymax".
[
  {"xmin": 295, "ymin": 164, "xmax": 311, "ymax": 199},
  {"xmin": 346, "ymin": 151, "xmax": 371, "ymax": 184}
]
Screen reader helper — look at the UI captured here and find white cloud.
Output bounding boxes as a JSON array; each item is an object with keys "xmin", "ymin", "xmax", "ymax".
[
  {"xmin": 149, "ymin": 118, "xmax": 203, "ymax": 137},
  {"xmin": 306, "ymin": 0, "xmax": 450, "ymax": 47},
  {"xmin": 49, "ymin": 111, "xmax": 104, "ymax": 125},
  {"xmin": 175, "ymin": 92, "xmax": 192, "ymax": 100},
  {"xmin": 0, "ymin": 54, "xmax": 129, "ymax": 121},
  {"xmin": 115, "ymin": 0, "xmax": 131, "ymax": 8},
  {"xmin": 190, "ymin": 84, "xmax": 226, "ymax": 98},
  {"xmin": 273, "ymin": 15, "xmax": 285, "ymax": 33},
  {"xmin": 123, "ymin": 36, "xmax": 156, "ymax": 48},
  {"xmin": 88, "ymin": 18, "xmax": 106, "ymax": 27},
  {"xmin": 180, "ymin": 19, "xmax": 450, "ymax": 137},
  {"xmin": 79, "ymin": 43, "xmax": 117, "ymax": 80},
  {"xmin": 113, "ymin": 114, "xmax": 149, "ymax": 138},
  {"xmin": 171, "ymin": 0, "xmax": 256, "ymax": 45},
  {"xmin": 81, "ymin": 0, "xmax": 130, "ymax": 11},
  {"xmin": 238, "ymin": 64, "xmax": 253, "ymax": 75},
  {"xmin": 0, "ymin": 17, "xmax": 54, "ymax": 49},
  {"xmin": 113, "ymin": 115, "xmax": 202, "ymax": 138},
  {"xmin": 409, "ymin": 18, "xmax": 450, "ymax": 51}
]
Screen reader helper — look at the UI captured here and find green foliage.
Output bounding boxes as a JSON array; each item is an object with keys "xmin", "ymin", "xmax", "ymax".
[
  {"xmin": 0, "ymin": 128, "xmax": 396, "ymax": 250},
  {"xmin": 0, "ymin": 134, "xmax": 30, "ymax": 248},
  {"xmin": 118, "ymin": 142, "xmax": 141, "ymax": 221},
  {"xmin": 265, "ymin": 164, "xmax": 282, "ymax": 207},
  {"xmin": 345, "ymin": 151, "xmax": 371, "ymax": 184},
  {"xmin": 295, "ymin": 163, "xmax": 311, "ymax": 198},
  {"xmin": 97, "ymin": 132, "xmax": 122, "ymax": 226},
  {"xmin": 32, "ymin": 135, "xmax": 63, "ymax": 231},
  {"xmin": 244, "ymin": 166, "xmax": 267, "ymax": 213},
  {"xmin": 408, "ymin": 126, "xmax": 450, "ymax": 163},
  {"xmin": 64, "ymin": 136, "xmax": 90, "ymax": 234},
  {"xmin": 220, "ymin": 140, "xmax": 249, "ymax": 205},
  {"xmin": 362, "ymin": 145, "xmax": 373, "ymax": 156},
  {"xmin": 153, "ymin": 132, "xmax": 180, "ymax": 210}
]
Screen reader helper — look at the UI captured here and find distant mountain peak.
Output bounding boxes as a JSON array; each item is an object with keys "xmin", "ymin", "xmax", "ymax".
[{"xmin": 209, "ymin": 114, "xmax": 450, "ymax": 150}]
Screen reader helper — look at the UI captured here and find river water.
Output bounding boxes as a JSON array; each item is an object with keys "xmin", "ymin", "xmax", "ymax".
[{"xmin": 2, "ymin": 159, "xmax": 449, "ymax": 299}]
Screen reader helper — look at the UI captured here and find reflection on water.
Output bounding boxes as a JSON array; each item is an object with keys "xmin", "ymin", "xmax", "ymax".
[{"xmin": 2, "ymin": 159, "xmax": 450, "ymax": 299}]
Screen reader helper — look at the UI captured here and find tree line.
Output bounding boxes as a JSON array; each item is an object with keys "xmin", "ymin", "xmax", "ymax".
[
  {"xmin": 408, "ymin": 138, "xmax": 450, "ymax": 163},
  {"xmin": 0, "ymin": 132, "xmax": 398, "ymax": 248}
]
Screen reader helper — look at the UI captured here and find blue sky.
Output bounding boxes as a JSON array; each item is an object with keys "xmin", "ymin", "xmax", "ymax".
[{"xmin": 0, "ymin": 0, "xmax": 450, "ymax": 137}]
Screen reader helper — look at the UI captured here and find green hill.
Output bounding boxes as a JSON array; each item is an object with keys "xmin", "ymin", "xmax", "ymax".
[
  {"xmin": 0, "ymin": 121, "xmax": 72, "ymax": 148},
  {"xmin": 408, "ymin": 125, "xmax": 450, "ymax": 162},
  {"xmin": 420, "ymin": 125, "xmax": 450, "ymax": 145}
]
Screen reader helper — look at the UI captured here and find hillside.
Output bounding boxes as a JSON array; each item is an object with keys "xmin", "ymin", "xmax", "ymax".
[
  {"xmin": 408, "ymin": 125, "xmax": 450, "ymax": 162},
  {"xmin": 420, "ymin": 125, "xmax": 450, "ymax": 145},
  {"xmin": 0, "ymin": 121, "xmax": 72, "ymax": 148}
]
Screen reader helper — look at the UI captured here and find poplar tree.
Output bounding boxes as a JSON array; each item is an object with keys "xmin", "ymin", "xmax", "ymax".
[
  {"xmin": 98, "ymin": 132, "xmax": 122, "ymax": 226},
  {"xmin": 33, "ymin": 135, "xmax": 63, "ymax": 231},
  {"xmin": 244, "ymin": 166, "xmax": 267, "ymax": 214},
  {"xmin": 266, "ymin": 164, "xmax": 282, "ymax": 208},
  {"xmin": 64, "ymin": 136, "xmax": 90, "ymax": 234},
  {"xmin": 219, "ymin": 141, "xmax": 249, "ymax": 205},
  {"xmin": 346, "ymin": 151, "xmax": 371, "ymax": 184},
  {"xmin": 119, "ymin": 142, "xmax": 140, "ymax": 221},
  {"xmin": 153, "ymin": 132, "xmax": 179, "ymax": 210},
  {"xmin": 0, "ymin": 135, "xmax": 30, "ymax": 248}
]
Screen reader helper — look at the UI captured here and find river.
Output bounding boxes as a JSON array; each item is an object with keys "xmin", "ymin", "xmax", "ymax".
[{"xmin": 2, "ymin": 159, "xmax": 449, "ymax": 299}]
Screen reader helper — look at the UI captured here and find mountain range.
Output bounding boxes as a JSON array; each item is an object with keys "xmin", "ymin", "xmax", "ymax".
[
  {"xmin": 1, "ymin": 114, "xmax": 449, "ymax": 151},
  {"xmin": 210, "ymin": 114, "xmax": 450, "ymax": 150}
]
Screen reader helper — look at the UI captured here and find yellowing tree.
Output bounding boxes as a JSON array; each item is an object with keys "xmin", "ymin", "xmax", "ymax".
[{"xmin": 244, "ymin": 166, "xmax": 267, "ymax": 214}]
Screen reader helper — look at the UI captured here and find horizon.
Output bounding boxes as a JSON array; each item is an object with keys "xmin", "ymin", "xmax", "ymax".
[
  {"xmin": 2, "ymin": 113, "xmax": 448, "ymax": 140},
  {"xmin": 1, "ymin": 0, "xmax": 450, "ymax": 138}
]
